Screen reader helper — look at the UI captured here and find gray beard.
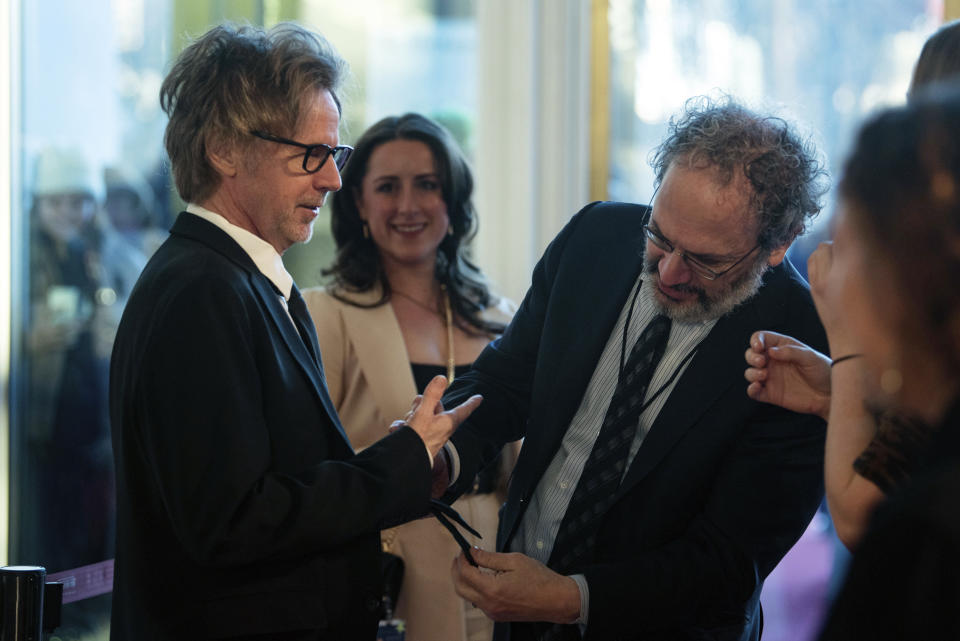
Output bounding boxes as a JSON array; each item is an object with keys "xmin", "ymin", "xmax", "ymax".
[{"xmin": 641, "ymin": 254, "xmax": 768, "ymax": 323}]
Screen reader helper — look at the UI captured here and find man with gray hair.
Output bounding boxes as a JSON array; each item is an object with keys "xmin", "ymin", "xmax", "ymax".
[
  {"xmin": 110, "ymin": 23, "xmax": 480, "ymax": 640},
  {"xmin": 447, "ymin": 96, "xmax": 829, "ymax": 640}
]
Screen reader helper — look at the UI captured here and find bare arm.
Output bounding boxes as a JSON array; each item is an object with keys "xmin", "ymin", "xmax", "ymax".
[
  {"xmin": 808, "ymin": 241, "xmax": 886, "ymax": 549},
  {"xmin": 822, "ymin": 356, "xmax": 886, "ymax": 548},
  {"xmin": 744, "ymin": 243, "xmax": 889, "ymax": 549}
]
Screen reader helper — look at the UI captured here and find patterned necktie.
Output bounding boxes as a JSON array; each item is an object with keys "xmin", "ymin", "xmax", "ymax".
[
  {"xmin": 535, "ymin": 314, "xmax": 671, "ymax": 641},
  {"xmin": 547, "ymin": 313, "xmax": 671, "ymax": 576}
]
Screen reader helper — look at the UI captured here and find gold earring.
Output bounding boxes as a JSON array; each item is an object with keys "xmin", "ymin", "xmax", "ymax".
[
  {"xmin": 362, "ymin": 221, "xmax": 370, "ymax": 239},
  {"xmin": 447, "ymin": 225, "xmax": 454, "ymax": 237}
]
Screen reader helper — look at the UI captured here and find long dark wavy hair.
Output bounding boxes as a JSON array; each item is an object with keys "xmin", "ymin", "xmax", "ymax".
[{"xmin": 325, "ymin": 113, "xmax": 505, "ymax": 335}]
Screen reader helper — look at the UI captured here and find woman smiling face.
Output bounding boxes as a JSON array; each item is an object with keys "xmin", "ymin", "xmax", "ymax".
[{"xmin": 356, "ymin": 138, "xmax": 450, "ymax": 275}]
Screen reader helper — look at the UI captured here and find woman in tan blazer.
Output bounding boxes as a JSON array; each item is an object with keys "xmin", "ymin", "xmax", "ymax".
[{"xmin": 304, "ymin": 113, "xmax": 517, "ymax": 641}]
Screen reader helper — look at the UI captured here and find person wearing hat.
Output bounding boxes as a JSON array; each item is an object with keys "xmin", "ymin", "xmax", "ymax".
[
  {"xmin": 23, "ymin": 147, "xmax": 144, "ymax": 588},
  {"xmin": 103, "ymin": 164, "xmax": 169, "ymax": 258}
]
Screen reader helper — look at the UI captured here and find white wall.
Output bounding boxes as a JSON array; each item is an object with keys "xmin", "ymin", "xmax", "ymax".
[
  {"xmin": 0, "ymin": 0, "xmax": 18, "ymax": 565},
  {"xmin": 474, "ymin": 0, "xmax": 593, "ymax": 304}
]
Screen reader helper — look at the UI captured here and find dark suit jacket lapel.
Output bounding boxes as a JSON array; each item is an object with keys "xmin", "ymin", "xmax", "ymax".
[
  {"xmin": 524, "ymin": 206, "xmax": 648, "ymax": 492},
  {"xmin": 250, "ymin": 277, "xmax": 351, "ymax": 445},
  {"xmin": 171, "ymin": 213, "xmax": 351, "ymax": 447},
  {"xmin": 617, "ymin": 268, "xmax": 776, "ymax": 496},
  {"xmin": 289, "ymin": 282, "xmax": 323, "ymax": 366}
]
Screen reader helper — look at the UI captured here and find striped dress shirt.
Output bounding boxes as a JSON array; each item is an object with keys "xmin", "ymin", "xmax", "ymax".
[{"xmin": 510, "ymin": 275, "xmax": 716, "ymax": 623}]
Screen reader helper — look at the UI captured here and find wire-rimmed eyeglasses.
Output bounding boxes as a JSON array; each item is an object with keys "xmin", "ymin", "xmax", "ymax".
[
  {"xmin": 250, "ymin": 130, "xmax": 353, "ymax": 173},
  {"xmin": 643, "ymin": 223, "xmax": 760, "ymax": 281}
]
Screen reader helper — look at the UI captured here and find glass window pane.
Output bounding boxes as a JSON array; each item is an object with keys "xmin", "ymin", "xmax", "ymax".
[
  {"xmin": 608, "ymin": 0, "xmax": 938, "ymax": 217},
  {"xmin": 15, "ymin": 1, "xmax": 171, "ymax": 637}
]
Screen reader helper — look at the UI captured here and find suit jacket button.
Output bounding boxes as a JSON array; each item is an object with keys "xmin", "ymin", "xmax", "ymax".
[{"xmin": 366, "ymin": 597, "xmax": 380, "ymax": 612}]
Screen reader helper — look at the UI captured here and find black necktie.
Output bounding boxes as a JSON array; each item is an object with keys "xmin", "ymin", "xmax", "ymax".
[
  {"xmin": 287, "ymin": 285, "xmax": 320, "ymax": 365},
  {"xmin": 548, "ymin": 313, "xmax": 671, "ymax": 575}
]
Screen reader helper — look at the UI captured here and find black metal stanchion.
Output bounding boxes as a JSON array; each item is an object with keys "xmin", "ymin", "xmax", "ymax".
[{"xmin": 0, "ymin": 566, "xmax": 62, "ymax": 641}]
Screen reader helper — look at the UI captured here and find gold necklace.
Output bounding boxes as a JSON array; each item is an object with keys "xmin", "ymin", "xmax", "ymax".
[
  {"xmin": 391, "ymin": 285, "xmax": 456, "ymax": 385},
  {"xmin": 441, "ymin": 285, "xmax": 455, "ymax": 385},
  {"xmin": 391, "ymin": 289, "xmax": 440, "ymax": 315}
]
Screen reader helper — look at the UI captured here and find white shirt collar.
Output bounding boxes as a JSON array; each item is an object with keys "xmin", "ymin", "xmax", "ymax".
[{"xmin": 186, "ymin": 203, "xmax": 294, "ymax": 299}]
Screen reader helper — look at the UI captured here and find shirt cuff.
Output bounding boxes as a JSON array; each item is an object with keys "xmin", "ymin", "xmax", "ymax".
[
  {"xmin": 443, "ymin": 441, "xmax": 461, "ymax": 486},
  {"xmin": 570, "ymin": 573, "xmax": 589, "ymax": 626}
]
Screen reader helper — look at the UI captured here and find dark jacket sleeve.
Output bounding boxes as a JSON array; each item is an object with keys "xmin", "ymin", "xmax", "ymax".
[
  {"xmin": 117, "ymin": 267, "xmax": 431, "ymax": 567},
  {"xmin": 443, "ymin": 203, "xmax": 600, "ymax": 497}
]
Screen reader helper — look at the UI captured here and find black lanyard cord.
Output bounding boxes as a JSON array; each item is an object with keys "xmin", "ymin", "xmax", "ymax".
[{"xmin": 618, "ymin": 278, "xmax": 702, "ymax": 416}]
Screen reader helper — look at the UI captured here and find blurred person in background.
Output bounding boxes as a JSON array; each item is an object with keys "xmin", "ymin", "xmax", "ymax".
[
  {"xmin": 24, "ymin": 147, "xmax": 144, "ymax": 573},
  {"xmin": 104, "ymin": 164, "xmax": 168, "ymax": 258},
  {"xmin": 744, "ymin": 17, "xmax": 960, "ymax": 550},
  {"xmin": 812, "ymin": 84, "xmax": 960, "ymax": 641},
  {"xmin": 908, "ymin": 18, "xmax": 960, "ymax": 97},
  {"xmin": 304, "ymin": 112, "xmax": 517, "ymax": 641}
]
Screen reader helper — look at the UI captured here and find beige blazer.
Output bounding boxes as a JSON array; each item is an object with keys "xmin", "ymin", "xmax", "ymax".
[{"xmin": 303, "ymin": 285, "xmax": 518, "ymax": 641}]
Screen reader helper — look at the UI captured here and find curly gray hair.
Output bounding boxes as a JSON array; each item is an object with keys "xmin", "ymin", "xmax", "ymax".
[{"xmin": 650, "ymin": 95, "xmax": 829, "ymax": 250}]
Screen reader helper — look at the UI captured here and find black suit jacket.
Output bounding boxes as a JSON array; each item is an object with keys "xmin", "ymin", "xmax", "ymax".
[
  {"xmin": 444, "ymin": 202, "xmax": 828, "ymax": 640},
  {"xmin": 110, "ymin": 213, "xmax": 431, "ymax": 640}
]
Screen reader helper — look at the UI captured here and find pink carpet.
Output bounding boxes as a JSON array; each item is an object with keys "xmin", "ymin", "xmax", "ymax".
[{"xmin": 760, "ymin": 512, "xmax": 838, "ymax": 641}]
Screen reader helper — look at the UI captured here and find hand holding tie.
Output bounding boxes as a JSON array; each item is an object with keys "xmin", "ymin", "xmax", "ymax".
[{"xmin": 451, "ymin": 548, "xmax": 581, "ymax": 624}]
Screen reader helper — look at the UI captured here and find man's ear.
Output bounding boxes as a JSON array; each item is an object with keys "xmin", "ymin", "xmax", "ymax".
[
  {"xmin": 206, "ymin": 137, "xmax": 240, "ymax": 178},
  {"xmin": 766, "ymin": 244, "xmax": 789, "ymax": 267}
]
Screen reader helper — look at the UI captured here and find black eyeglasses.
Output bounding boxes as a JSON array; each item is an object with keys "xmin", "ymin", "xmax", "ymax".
[
  {"xmin": 643, "ymin": 223, "xmax": 760, "ymax": 280},
  {"xmin": 250, "ymin": 130, "xmax": 353, "ymax": 173}
]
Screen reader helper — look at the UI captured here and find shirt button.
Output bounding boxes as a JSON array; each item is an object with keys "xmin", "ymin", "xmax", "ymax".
[
  {"xmin": 559, "ymin": 481, "xmax": 569, "ymax": 489},
  {"xmin": 536, "ymin": 540, "xmax": 544, "ymax": 550}
]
